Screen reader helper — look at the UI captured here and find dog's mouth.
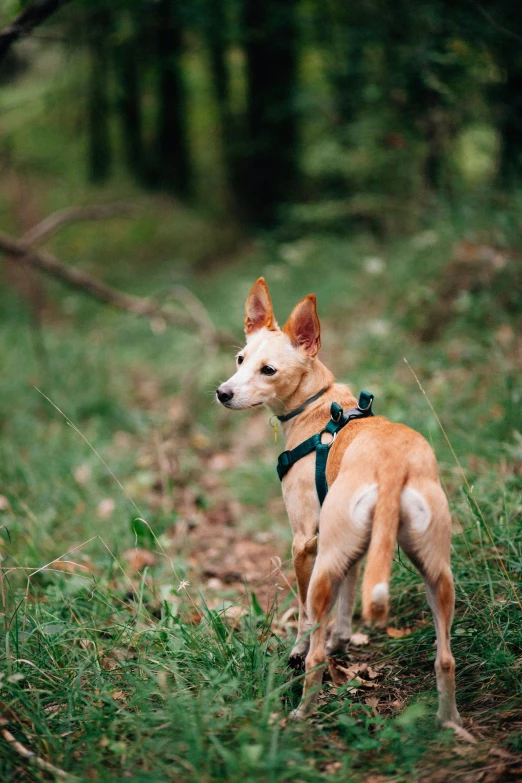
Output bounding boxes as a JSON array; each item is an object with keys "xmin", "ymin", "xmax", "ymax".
[{"xmin": 218, "ymin": 398, "xmax": 264, "ymax": 410}]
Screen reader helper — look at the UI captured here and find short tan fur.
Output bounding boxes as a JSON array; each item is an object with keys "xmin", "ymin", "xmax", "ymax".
[{"xmin": 217, "ymin": 278, "xmax": 461, "ymax": 724}]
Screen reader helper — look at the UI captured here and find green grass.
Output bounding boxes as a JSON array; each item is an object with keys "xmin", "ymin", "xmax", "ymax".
[
  {"xmin": 1, "ymin": 40, "xmax": 521, "ymax": 783},
  {"xmin": 1, "ymin": 202, "xmax": 521, "ymax": 780}
]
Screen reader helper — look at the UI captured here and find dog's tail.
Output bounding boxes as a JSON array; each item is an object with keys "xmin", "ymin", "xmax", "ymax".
[{"xmin": 361, "ymin": 469, "xmax": 406, "ymax": 625}]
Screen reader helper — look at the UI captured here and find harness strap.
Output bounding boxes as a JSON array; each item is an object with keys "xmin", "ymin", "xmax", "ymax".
[{"xmin": 277, "ymin": 391, "xmax": 375, "ymax": 505}]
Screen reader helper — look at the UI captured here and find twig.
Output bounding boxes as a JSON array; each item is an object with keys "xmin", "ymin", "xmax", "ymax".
[
  {"xmin": 0, "ymin": 0, "xmax": 71, "ymax": 62},
  {"xmin": 0, "ymin": 229, "xmax": 231, "ymax": 344},
  {"xmin": 22, "ymin": 203, "xmax": 136, "ymax": 245},
  {"xmin": 0, "ymin": 722, "xmax": 71, "ymax": 780}
]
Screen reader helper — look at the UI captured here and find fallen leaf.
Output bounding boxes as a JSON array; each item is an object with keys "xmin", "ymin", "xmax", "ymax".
[
  {"xmin": 74, "ymin": 464, "xmax": 91, "ymax": 485},
  {"xmin": 350, "ymin": 632, "xmax": 369, "ymax": 646},
  {"xmin": 223, "ymin": 605, "xmax": 246, "ymax": 625},
  {"xmin": 207, "ymin": 452, "xmax": 234, "ymax": 472},
  {"xmin": 323, "ymin": 761, "xmax": 342, "ymax": 774},
  {"xmin": 0, "ymin": 495, "xmax": 10, "ymax": 512},
  {"xmin": 97, "ymin": 498, "xmax": 115, "ymax": 519},
  {"xmin": 191, "ymin": 433, "xmax": 211, "ymax": 450},
  {"xmin": 123, "ymin": 548, "xmax": 156, "ymax": 570},
  {"xmin": 386, "ymin": 626, "xmax": 412, "ymax": 638},
  {"xmin": 329, "ymin": 662, "xmax": 380, "ymax": 689},
  {"xmin": 51, "ymin": 558, "xmax": 93, "ymax": 574}
]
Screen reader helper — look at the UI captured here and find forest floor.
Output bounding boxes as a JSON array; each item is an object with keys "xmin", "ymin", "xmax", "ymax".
[{"xmin": 0, "ymin": 179, "xmax": 522, "ymax": 781}]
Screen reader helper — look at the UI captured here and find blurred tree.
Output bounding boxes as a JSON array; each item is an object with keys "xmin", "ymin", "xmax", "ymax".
[
  {"xmin": 0, "ymin": 0, "xmax": 71, "ymax": 63},
  {"xmin": 87, "ymin": 5, "xmax": 112, "ymax": 182},
  {"xmin": 5, "ymin": 0, "xmax": 522, "ymax": 228},
  {"xmin": 239, "ymin": 0, "xmax": 299, "ymax": 225},
  {"xmin": 154, "ymin": 0, "xmax": 192, "ymax": 196},
  {"xmin": 113, "ymin": 5, "xmax": 144, "ymax": 183},
  {"xmin": 203, "ymin": 0, "xmax": 239, "ymax": 209},
  {"xmin": 488, "ymin": 5, "xmax": 522, "ymax": 187}
]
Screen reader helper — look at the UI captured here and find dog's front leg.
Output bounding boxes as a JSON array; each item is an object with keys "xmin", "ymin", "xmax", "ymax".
[
  {"xmin": 283, "ymin": 468, "xmax": 321, "ymax": 664},
  {"xmin": 289, "ymin": 532, "xmax": 318, "ymax": 662}
]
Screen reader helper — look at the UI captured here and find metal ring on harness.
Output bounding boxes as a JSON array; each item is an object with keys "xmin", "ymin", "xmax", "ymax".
[{"xmin": 319, "ymin": 429, "xmax": 337, "ymax": 447}]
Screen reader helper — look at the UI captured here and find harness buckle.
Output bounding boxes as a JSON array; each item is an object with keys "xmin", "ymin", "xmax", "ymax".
[
  {"xmin": 319, "ymin": 429, "xmax": 337, "ymax": 447},
  {"xmin": 357, "ymin": 390, "xmax": 374, "ymax": 412},
  {"xmin": 330, "ymin": 401, "xmax": 343, "ymax": 422}
]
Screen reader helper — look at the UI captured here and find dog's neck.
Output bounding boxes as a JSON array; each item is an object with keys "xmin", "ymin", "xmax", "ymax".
[{"xmin": 269, "ymin": 358, "xmax": 335, "ymax": 419}]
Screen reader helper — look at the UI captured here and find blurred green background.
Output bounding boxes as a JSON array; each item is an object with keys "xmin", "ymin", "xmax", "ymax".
[{"xmin": 0, "ymin": 2, "xmax": 521, "ymax": 781}]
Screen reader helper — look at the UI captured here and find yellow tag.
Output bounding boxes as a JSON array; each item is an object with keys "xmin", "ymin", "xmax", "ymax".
[{"xmin": 273, "ymin": 421, "xmax": 279, "ymax": 445}]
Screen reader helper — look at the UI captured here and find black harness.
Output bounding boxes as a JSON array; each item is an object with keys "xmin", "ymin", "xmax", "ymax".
[{"xmin": 276, "ymin": 390, "xmax": 375, "ymax": 505}]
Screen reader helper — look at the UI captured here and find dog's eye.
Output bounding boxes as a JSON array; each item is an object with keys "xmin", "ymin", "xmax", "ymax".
[
  {"xmin": 261, "ymin": 365, "xmax": 276, "ymax": 376},
  {"xmin": 237, "ymin": 356, "xmax": 244, "ymax": 365}
]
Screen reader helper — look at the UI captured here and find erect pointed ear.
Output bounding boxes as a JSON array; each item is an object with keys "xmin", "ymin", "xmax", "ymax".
[
  {"xmin": 244, "ymin": 277, "xmax": 277, "ymax": 337},
  {"xmin": 283, "ymin": 294, "xmax": 321, "ymax": 356}
]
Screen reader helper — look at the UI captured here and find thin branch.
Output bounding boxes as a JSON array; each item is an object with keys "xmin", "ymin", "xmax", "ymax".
[
  {"xmin": 0, "ymin": 230, "xmax": 189, "ymax": 323},
  {"xmin": 22, "ymin": 203, "xmax": 136, "ymax": 245},
  {"xmin": 0, "ymin": 722, "xmax": 71, "ymax": 780},
  {"xmin": 0, "ymin": 229, "xmax": 232, "ymax": 345},
  {"xmin": 0, "ymin": 0, "xmax": 71, "ymax": 62}
]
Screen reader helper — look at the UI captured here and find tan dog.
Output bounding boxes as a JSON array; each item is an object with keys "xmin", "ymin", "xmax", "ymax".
[{"xmin": 216, "ymin": 278, "xmax": 461, "ymax": 724}]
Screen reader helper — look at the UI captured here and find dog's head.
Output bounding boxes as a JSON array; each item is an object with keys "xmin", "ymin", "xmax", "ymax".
[{"xmin": 216, "ymin": 278, "xmax": 321, "ymax": 413}]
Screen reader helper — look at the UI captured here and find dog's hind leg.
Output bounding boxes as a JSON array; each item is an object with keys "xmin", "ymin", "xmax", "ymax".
[
  {"xmin": 290, "ymin": 560, "xmax": 341, "ymax": 719},
  {"xmin": 291, "ymin": 489, "xmax": 368, "ymax": 719},
  {"xmin": 425, "ymin": 568, "xmax": 461, "ymax": 726},
  {"xmin": 398, "ymin": 482, "xmax": 461, "ymax": 726},
  {"xmin": 325, "ymin": 561, "xmax": 361, "ymax": 657}
]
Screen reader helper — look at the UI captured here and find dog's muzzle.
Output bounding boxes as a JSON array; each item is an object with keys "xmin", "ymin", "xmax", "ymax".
[{"xmin": 216, "ymin": 385, "xmax": 234, "ymax": 405}]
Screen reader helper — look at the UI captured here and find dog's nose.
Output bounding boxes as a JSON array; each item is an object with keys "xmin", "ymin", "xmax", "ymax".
[{"xmin": 216, "ymin": 385, "xmax": 234, "ymax": 404}]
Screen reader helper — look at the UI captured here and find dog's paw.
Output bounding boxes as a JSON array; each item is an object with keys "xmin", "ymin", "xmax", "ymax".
[
  {"xmin": 325, "ymin": 635, "xmax": 350, "ymax": 658},
  {"xmin": 289, "ymin": 639, "xmax": 309, "ymax": 659},
  {"xmin": 288, "ymin": 652, "xmax": 305, "ymax": 671},
  {"xmin": 439, "ymin": 711, "xmax": 463, "ymax": 729},
  {"xmin": 289, "ymin": 705, "xmax": 309, "ymax": 722}
]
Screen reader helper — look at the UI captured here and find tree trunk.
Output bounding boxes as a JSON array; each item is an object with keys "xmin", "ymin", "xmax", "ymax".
[
  {"xmin": 240, "ymin": 0, "xmax": 299, "ymax": 226},
  {"xmin": 154, "ymin": 0, "xmax": 191, "ymax": 197},
  {"xmin": 498, "ymin": 52, "xmax": 522, "ymax": 188},
  {"xmin": 114, "ymin": 12, "xmax": 144, "ymax": 183},
  {"xmin": 87, "ymin": 9, "xmax": 112, "ymax": 183}
]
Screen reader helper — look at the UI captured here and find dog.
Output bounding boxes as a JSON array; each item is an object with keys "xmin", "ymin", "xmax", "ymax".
[{"xmin": 216, "ymin": 277, "xmax": 461, "ymax": 724}]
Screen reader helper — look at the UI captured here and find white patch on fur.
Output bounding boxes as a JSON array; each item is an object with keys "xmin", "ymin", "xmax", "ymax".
[
  {"xmin": 400, "ymin": 487, "xmax": 431, "ymax": 533},
  {"xmin": 350, "ymin": 483, "xmax": 378, "ymax": 530},
  {"xmin": 371, "ymin": 582, "xmax": 388, "ymax": 607}
]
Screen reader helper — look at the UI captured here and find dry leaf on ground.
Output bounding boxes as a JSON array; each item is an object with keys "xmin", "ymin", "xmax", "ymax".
[
  {"xmin": 97, "ymin": 498, "xmax": 115, "ymax": 519},
  {"xmin": 51, "ymin": 558, "xmax": 93, "ymax": 574},
  {"xmin": 329, "ymin": 661, "xmax": 381, "ymax": 689},
  {"xmin": 74, "ymin": 464, "xmax": 91, "ymax": 485},
  {"xmin": 0, "ymin": 495, "xmax": 11, "ymax": 512},
  {"xmin": 123, "ymin": 548, "xmax": 156, "ymax": 570},
  {"xmin": 386, "ymin": 626, "xmax": 412, "ymax": 638},
  {"xmin": 350, "ymin": 632, "xmax": 370, "ymax": 646}
]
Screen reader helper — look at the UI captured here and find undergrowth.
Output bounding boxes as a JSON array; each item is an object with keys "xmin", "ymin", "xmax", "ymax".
[{"xmin": 0, "ymin": 180, "xmax": 521, "ymax": 781}]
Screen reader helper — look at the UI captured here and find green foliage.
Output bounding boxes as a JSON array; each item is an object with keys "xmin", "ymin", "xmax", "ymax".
[
  {"xmin": 2, "ymin": 0, "xmax": 520, "ymax": 226},
  {"xmin": 1, "ymin": 3, "xmax": 521, "ymax": 778},
  {"xmin": 0, "ymin": 194, "xmax": 521, "ymax": 778}
]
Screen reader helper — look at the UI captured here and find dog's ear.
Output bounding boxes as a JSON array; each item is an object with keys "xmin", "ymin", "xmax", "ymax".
[
  {"xmin": 283, "ymin": 295, "xmax": 321, "ymax": 356},
  {"xmin": 244, "ymin": 278, "xmax": 277, "ymax": 337}
]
